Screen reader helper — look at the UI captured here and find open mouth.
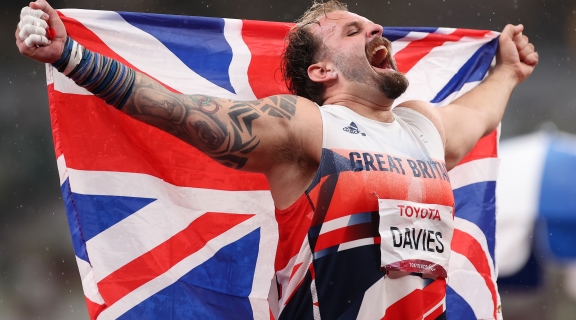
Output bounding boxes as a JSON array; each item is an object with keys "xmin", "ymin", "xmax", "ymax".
[{"xmin": 366, "ymin": 37, "xmax": 396, "ymax": 71}]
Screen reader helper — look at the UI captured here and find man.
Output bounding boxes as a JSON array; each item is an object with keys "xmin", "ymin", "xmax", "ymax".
[{"xmin": 16, "ymin": 0, "xmax": 537, "ymax": 318}]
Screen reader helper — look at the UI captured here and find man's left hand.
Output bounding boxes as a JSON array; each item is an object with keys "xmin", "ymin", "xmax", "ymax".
[{"xmin": 496, "ymin": 24, "xmax": 539, "ymax": 84}]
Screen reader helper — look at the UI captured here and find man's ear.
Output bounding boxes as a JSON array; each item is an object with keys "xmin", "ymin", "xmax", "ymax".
[{"xmin": 308, "ymin": 62, "xmax": 338, "ymax": 83}]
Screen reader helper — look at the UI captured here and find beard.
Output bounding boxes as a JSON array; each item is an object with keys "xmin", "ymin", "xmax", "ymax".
[
  {"xmin": 332, "ymin": 52, "xmax": 409, "ymax": 99},
  {"xmin": 376, "ymin": 71, "xmax": 409, "ymax": 99}
]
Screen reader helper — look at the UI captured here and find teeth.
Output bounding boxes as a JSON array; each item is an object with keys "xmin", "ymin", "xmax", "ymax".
[
  {"xmin": 372, "ymin": 45, "xmax": 388, "ymax": 59},
  {"xmin": 369, "ymin": 44, "xmax": 389, "ymax": 68}
]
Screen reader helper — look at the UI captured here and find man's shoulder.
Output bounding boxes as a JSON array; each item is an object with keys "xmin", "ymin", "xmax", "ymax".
[
  {"xmin": 395, "ymin": 100, "xmax": 446, "ymax": 146},
  {"xmin": 395, "ymin": 99, "xmax": 434, "ymax": 115},
  {"xmin": 258, "ymin": 94, "xmax": 318, "ymax": 116},
  {"xmin": 266, "ymin": 94, "xmax": 316, "ymax": 106}
]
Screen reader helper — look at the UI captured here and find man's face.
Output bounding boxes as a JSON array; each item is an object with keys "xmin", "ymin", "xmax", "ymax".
[{"xmin": 312, "ymin": 11, "xmax": 408, "ymax": 99}]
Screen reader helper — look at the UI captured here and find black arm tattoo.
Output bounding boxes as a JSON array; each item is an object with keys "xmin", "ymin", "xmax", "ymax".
[{"xmin": 123, "ymin": 75, "xmax": 298, "ymax": 170}]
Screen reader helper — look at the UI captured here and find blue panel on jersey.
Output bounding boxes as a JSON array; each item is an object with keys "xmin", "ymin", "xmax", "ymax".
[
  {"xmin": 307, "ymin": 173, "xmax": 340, "ymax": 248},
  {"xmin": 61, "ymin": 179, "xmax": 89, "ymax": 262},
  {"xmin": 452, "ymin": 181, "xmax": 496, "ymax": 263},
  {"xmin": 72, "ymin": 192, "xmax": 156, "ymax": 241},
  {"xmin": 308, "ymin": 223, "xmax": 322, "ymax": 239},
  {"xmin": 118, "ymin": 229, "xmax": 260, "ymax": 320},
  {"xmin": 313, "ymin": 244, "xmax": 385, "ymax": 319},
  {"xmin": 430, "ymin": 38, "xmax": 498, "ymax": 103},
  {"xmin": 446, "ymin": 286, "xmax": 477, "ymax": 320},
  {"xmin": 384, "ymin": 27, "xmax": 439, "ymax": 42},
  {"xmin": 313, "ymin": 245, "xmax": 340, "ymax": 260},
  {"xmin": 307, "ymin": 149, "xmax": 349, "ymax": 193},
  {"xmin": 118, "ymin": 12, "xmax": 236, "ymax": 94},
  {"xmin": 348, "ymin": 211, "xmax": 374, "ymax": 226},
  {"xmin": 318, "ymin": 149, "xmax": 355, "ymax": 177},
  {"xmin": 539, "ymin": 137, "xmax": 576, "ymax": 258}
]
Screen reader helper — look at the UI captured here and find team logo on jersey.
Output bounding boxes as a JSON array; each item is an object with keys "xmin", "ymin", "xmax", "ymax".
[{"xmin": 343, "ymin": 122, "xmax": 366, "ymax": 136}]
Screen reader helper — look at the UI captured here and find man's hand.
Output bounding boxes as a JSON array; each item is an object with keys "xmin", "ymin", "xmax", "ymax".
[
  {"xmin": 15, "ymin": 0, "xmax": 67, "ymax": 63},
  {"xmin": 495, "ymin": 24, "xmax": 539, "ymax": 85}
]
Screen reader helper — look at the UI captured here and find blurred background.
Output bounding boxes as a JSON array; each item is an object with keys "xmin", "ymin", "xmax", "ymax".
[{"xmin": 1, "ymin": 0, "xmax": 575, "ymax": 319}]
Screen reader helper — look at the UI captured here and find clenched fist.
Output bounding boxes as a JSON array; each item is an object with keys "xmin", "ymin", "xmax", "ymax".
[
  {"xmin": 15, "ymin": 0, "xmax": 67, "ymax": 63},
  {"xmin": 496, "ymin": 24, "xmax": 539, "ymax": 84}
]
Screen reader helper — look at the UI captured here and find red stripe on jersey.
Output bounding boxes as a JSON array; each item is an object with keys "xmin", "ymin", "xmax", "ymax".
[
  {"xmin": 382, "ymin": 278, "xmax": 446, "ymax": 320},
  {"xmin": 97, "ymin": 212, "xmax": 253, "ymax": 305},
  {"xmin": 58, "ymin": 12, "xmax": 180, "ymax": 94},
  {"xmin": 241, "ymin": 20, "xmax": 291, "ymax": 98},
  {"xmin": 458, "ymin": 131, "xmax": 499, "ymax": 165},
  {"xmin": 49, "ymin": 91, "xmax": 269, "ymax": 190},
  {"xmin": 309, "ymin": 262, "xmax": 316, "ymax": 280},
  {"xmin": 307, "ymin": 168, "xmax": 453, "ymax": 224},
  {"xmin": 312, "ymin": 222, "xmax": 377, "ymax": 253},
  {"xmin": 275, "ymin": 194, "xmax": 314, "ymax": 271},
  {"xmin": 451, "ymin": 229, "xmax": 497, "ymax": 319},
  {"xmin": 395, "ymin": 29, "xmax": 492, "ymax": 73}
]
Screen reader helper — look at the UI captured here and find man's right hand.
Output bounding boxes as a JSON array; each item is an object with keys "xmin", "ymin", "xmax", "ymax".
[{"xmin": 15, "ymin": 0, "xmax": 67, "ymax": 63}]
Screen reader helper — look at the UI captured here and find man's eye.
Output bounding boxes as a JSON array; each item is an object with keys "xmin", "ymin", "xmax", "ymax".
[{"xmin": 348, "ymin": 30, "xmax": 359, "ymax": 36}]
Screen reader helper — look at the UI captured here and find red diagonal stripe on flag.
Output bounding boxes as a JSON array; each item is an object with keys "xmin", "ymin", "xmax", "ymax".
[
  {"xmin": 84, "ymin": 297, "xmax": 106, "ymax": 320},
  {"xmin": 394, "ymin": 29, "xmax": 492, "ymax": 74},
  {"xmin": 97, "ymin": 212, "xmax": 254, "ymax": 306},
  {"xmin": 49, "ymin": 90, "xmax": 269, "ymax": 190},
  {"xmin": 382, "ymin": 278, "xmax": 446, "ymax": 320},
  {"xmin": 451, "ymin": 229, "xmax": 497, "ymax": 320}
]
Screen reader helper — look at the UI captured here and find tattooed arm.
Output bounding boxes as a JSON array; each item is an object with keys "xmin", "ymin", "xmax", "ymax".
[
  {"xmin": 120, "ymin": 73, "xmax": 314, "ymax": 173},
  {"xmin": 16, "ymin": 1, "xmax": 320, "ymax": 206}
]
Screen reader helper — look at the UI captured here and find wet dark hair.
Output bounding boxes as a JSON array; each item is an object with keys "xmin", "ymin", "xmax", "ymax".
[{"xmin": 281, "ymin": 0, "xmax": 348, "ymax": 104}]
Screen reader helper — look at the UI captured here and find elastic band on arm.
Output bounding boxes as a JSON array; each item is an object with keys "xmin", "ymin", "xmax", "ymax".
[{"xmin": 51, "ymin": 36, "xmax": 136, "ymax": 110}]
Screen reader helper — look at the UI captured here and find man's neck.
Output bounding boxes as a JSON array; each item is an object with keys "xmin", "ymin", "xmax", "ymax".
[{"xmin": 323, "ymin": 92, "xmax": 396, "ymax": 123}]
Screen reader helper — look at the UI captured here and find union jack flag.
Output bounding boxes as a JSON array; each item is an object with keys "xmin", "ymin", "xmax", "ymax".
[{"xmin": 47, "ymin": 9, "xmax": 501, "ymax": 319}]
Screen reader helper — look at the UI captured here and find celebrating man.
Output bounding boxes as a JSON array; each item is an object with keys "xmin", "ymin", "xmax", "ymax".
[{"xmin": 16, "ymin": 0, "xmax": 537, "ymax": 318}]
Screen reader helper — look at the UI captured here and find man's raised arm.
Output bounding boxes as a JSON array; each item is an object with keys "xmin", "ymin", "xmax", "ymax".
[
  {"xmin": 120, "ymin": 75, "xmax": 302, "ymax": 171},
  {"xmin": 16, "ymin": 0, "xmax": 320, "ymax": 174},
  {"xmin": 436, "ymin": 24, "xmax": 538, "ymax": 169}
]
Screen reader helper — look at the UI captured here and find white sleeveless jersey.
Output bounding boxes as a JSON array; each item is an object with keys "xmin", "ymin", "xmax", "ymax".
[
  {"xmin": 322, "ymin": 104, "xmax": 445, "ymax": 166},
  {"xmin": 273, "ymin": 104, "xmax": 454, "ymax": 320}
]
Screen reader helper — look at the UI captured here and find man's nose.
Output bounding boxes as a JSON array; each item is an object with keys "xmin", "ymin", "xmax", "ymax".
[{"xmin": 368, "ymin": 24, "xmax": 383, "ymax": 38}]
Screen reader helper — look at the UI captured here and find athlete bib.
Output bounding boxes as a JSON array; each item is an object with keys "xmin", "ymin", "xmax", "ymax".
[{"xmin": 378, "ymin": 198, "xmax": 454, "ymax": 278}]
